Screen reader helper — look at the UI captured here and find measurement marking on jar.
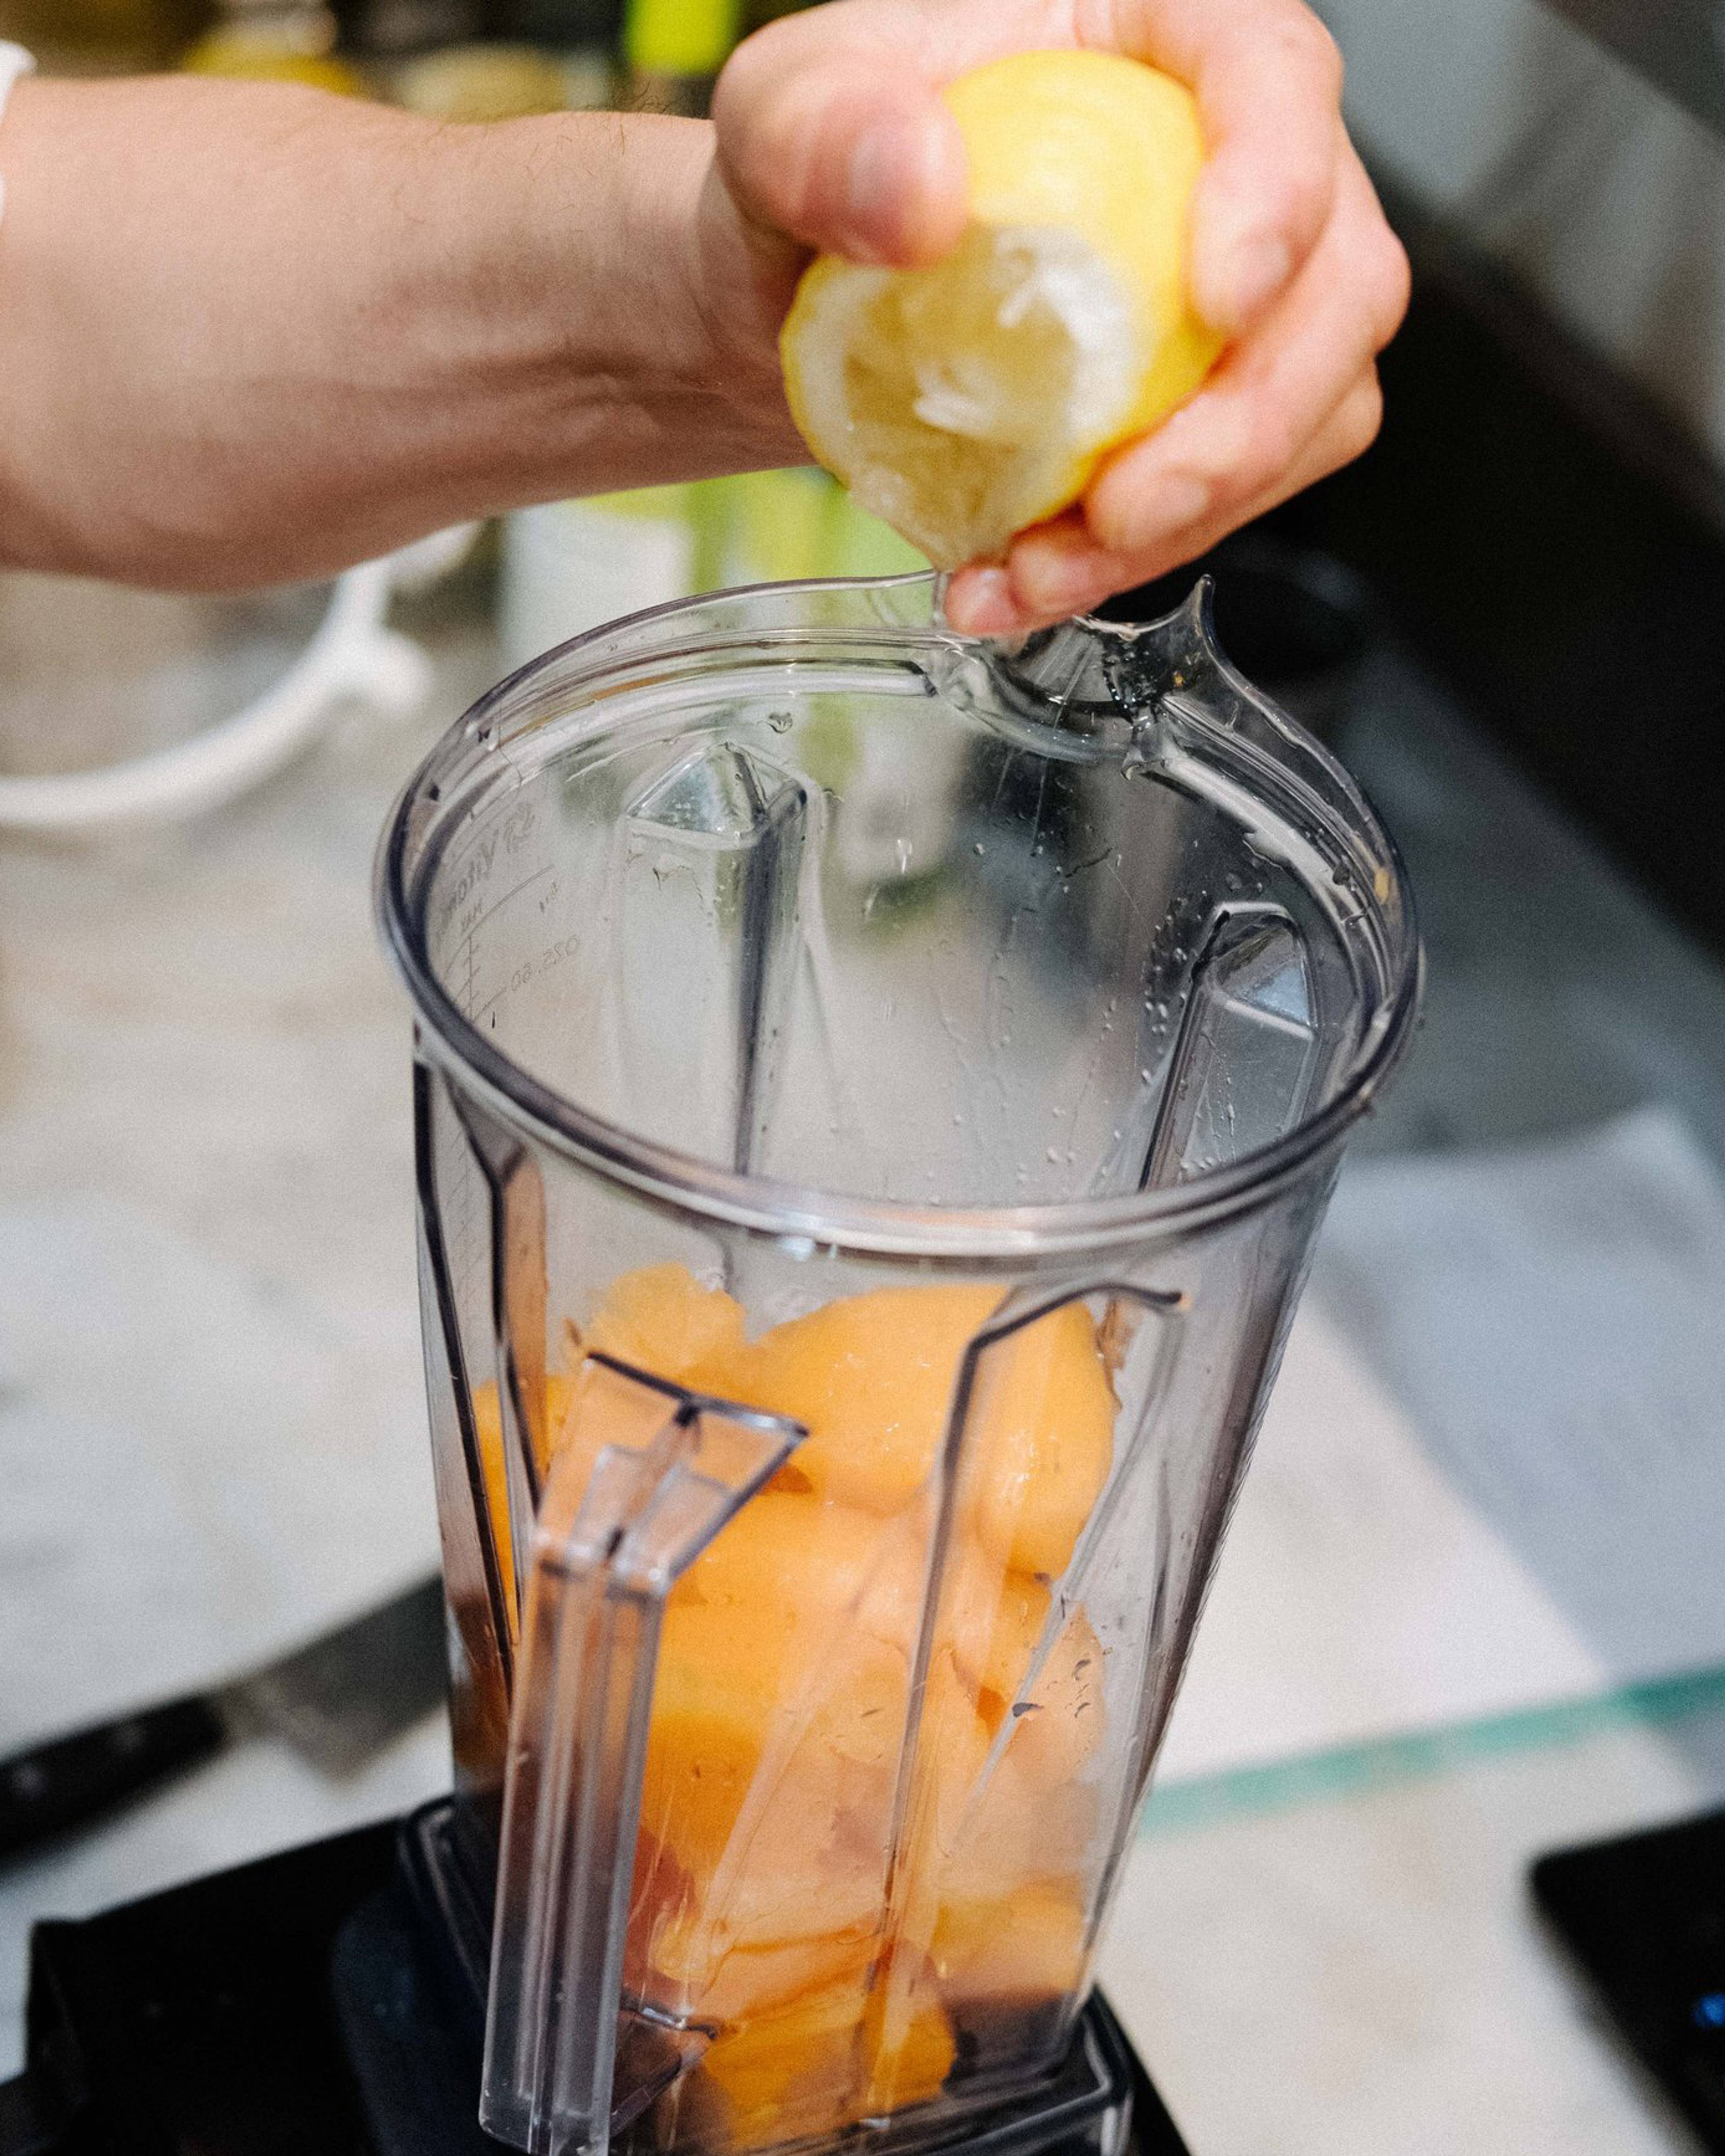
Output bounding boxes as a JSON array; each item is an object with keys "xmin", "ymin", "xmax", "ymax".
[
  {"xmin": 462, "ymin": 865, "xmax": 553, "ymax": 946},
  {"xmin": 454, "ymin": 866, "xmax": 557, "ymax": 1023},
  {"xmin": 471, "ymin": 934, "xmax": 582, "ymax": 1025}
]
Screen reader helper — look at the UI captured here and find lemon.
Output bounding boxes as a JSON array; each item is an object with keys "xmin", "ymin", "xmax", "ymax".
[{"xmin": 780, "ymin": 49, "xmax": 1224, "ymax": 569}]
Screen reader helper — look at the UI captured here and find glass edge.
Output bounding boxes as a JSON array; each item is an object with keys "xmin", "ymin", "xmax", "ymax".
[{"xmin": 374, "ymin": 580, "xmax": 1424, "ymax": 1264}]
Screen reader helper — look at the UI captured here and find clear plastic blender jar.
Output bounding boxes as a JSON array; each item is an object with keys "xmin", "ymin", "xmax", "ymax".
[{"xmin": 376, "ymin": 571, "xmax": 1419, "ymax": 2156}]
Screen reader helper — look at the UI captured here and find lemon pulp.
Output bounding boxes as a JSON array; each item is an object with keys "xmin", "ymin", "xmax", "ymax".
[{"xmin": 781, "ymin": 49, "xmax": 1224, "ymax": 569}]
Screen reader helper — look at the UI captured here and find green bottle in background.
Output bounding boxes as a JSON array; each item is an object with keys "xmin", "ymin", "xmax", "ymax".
[{"xmin": 621, "ymin": 0, "xmax": 735, "ymax": 111}]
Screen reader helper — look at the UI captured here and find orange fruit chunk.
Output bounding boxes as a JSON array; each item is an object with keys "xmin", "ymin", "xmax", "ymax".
[
  {"xmin": 1000, "ymin": 1608, "xmax": 1106, "ymax": 1782},
  {"xmin": 964, "ymin": 1301, "xmax": 1116, "ymax": 1578},
  {"xmin": 640, "ymin": 1493, "xmax": 922, "ymax": 1955},
  {"xmin": 693, "ymin": 1969, "xmax": 954, "ymax": 2150},
  {"xmin": 471, "ymin": 1370, "xmax": 575, "ymax": 1603},
  {"xmin": 931, "ymin": 1881, "xmax": 1089, "ymax": 2007},
  {"xmin": 693, "ymin": 1286, "xmax": 1002, "ymax": 1514},
  {"xmin": 646, "ymin": 1916, "xmax": 876, "ymax": 2028},
  {"xmin": 676, "ymin": 1490, "xmax": 921, "ymax": 1651},
  {"xmin": 580, "ymin": 1261, "xmax": 748, "ymax": 1388},
  {"xmin": 694, "ymin": 1974, "xmax": 870, "ymax": 2148},
  {"xmin": 940, "ymin": 1543, "xmax": 1051, "ymax": 1718},
  {"xmin": 860, "ymin": 1971, "xmax": 958, "ymax": 2117},
  {"xmin": 642, "ymin": 1589, "xmax": 909, "ymax": 1899}
]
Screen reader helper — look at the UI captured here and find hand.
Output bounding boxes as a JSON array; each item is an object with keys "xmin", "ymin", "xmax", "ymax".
[{"xmin": 706, "ymin": 0, "xmax": 1409, "ymax": 635}]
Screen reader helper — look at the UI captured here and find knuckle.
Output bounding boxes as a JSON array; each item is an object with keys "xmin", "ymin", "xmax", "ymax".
[
  {"xmin": 1339, "ymin": 372, "xmax": 1384, "ymax": 460},
  {"xmin": 1371, "ymin": 234, "xmax": 1414, "ymax": 347},
  {"xmin": 1305, "ymin": 11, "xmax": 1346, "ymax": 97},
  {"xmin": 1367, "ymin": 229, "xmax": 1412, "ymax": 348},
  {"xmin": 1272, "ymin": 6, "xmax": 1344, "ymax": 100},
  {"xmin": 1243, "ymin": 402, "xmax": 1305, "ymax": 493}
]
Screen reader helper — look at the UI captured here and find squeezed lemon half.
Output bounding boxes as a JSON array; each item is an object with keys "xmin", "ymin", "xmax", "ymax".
[{"xmin": 780, "ymin": 49, "xmax": 1224, "ymax": 569}]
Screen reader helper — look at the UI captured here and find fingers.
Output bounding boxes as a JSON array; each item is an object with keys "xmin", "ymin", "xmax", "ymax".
[
  {"xmin": 944, "ymin": 368, "xmax": 1384, "ymax": 636},
  {"xmin": 712, "ymin": 4, "xmax": 978, "ymax": 267},
  {"xmin": 1084, "ymin": 144, "xmax": 1407, "ymax": 552},
  {"xmin": 941, "ymin": 139, "xmax": 1406, "ymax": 637},
  {"xmin": 1085, "ymin": 0, "xmax": 1347, "ymax": 331},
  {"xmin": 715, "ymin": 0, "xmax": 1353, "ymax": 296}
]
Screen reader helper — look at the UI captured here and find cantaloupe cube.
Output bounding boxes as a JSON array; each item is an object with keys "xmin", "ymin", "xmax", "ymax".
[
  {"xmin": 646, "ymin": 1913, "xmax": 877, "ymax": 2028},
  {"xmin": 998, "ymin": 1608, "xmax": 1106, "ymax": 1782},
  {"xmin": 964, "ymin": 1301, "xmax": 1116, "ymax": 1578},
  {"xmin": 692, "ymin": 1286, "xmax": 1002, "ymax": 1514},
  {"xmin": 859, "ymin": 1975, "xmax": 957, "ymax": 2117},
  {"xmin": 690, "ymin": 1966, "xmax": 954, "ymax": 2151},
  {"xmin": 582, "ymin": 1261, "xmax": 747, "ymax": 1384},
  {"xmin": 930, "ymin": 1880, "xmax": 1089, "ymax": 2006},
  {"xmin": 691, "ymin": 1973, "xmax": 870, "ymax": 2148},
  {"xmin": 677, "ymin": 1491, "xmax": 922, "ymax": 1652},
  {"xmin": 938, "ymin": 1543, "xmax": 1051, "ymax": 1718},
  {"xmin": 640, "ymin": 1498, "xmax": 924, "ymax": 1961}
]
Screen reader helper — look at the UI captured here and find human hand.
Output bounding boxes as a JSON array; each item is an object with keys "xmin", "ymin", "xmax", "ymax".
[{"xmin": 703, "ymin": 0, "xmax": 1409, "ymax": 635}]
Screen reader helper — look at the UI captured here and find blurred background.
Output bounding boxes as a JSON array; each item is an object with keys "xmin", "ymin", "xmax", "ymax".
[{"xmin": 2, "ymin": 2, "xmax": 1725, "ymax": 2153}]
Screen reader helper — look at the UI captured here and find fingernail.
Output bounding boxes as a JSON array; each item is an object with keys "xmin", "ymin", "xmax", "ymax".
[
  {"xmin": 945, "ymin": 566, "xmax": 1023, "ymax": 638},
  {"xmin": 840, "ymin": 114, "xmax": 934, "ymax": 264}
]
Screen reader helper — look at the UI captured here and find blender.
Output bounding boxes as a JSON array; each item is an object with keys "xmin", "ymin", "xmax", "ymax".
[
  {"xmin": 0, "ymin": 566, "xmax": 1415, "ymax": 2156},
  {"xmin": 372, "ymin": 569, "xmax": 1419, "ymax": 2156}
]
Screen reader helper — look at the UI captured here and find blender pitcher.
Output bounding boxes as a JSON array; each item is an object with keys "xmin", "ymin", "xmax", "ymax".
[{"xmin": 376, "ymin": 571, "xmax": 1419, "ymax": 2156}]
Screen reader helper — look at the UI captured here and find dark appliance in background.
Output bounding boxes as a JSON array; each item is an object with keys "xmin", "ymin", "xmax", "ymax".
[{"xmin": 1122, "ymin": 204, "xmax": 1725, "ymax": 967}]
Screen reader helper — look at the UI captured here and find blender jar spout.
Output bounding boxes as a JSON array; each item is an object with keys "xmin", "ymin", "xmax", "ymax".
[{"xmin": 933, "ymin": 579, "xmax": 1231, "ymax": 775}]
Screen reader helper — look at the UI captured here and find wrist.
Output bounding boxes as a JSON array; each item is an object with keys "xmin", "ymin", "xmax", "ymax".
[{"xmin": 454, "ymin": 109, "xmax": 805, "ymax": 499}]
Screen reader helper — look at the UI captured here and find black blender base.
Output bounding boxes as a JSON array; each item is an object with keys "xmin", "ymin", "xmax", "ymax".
[{"xmin": 0, "ymin": 1808, "xmax": 1192, "ymax": 2156}]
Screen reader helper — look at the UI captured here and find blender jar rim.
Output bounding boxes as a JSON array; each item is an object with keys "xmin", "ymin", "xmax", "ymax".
[{"xmin": 376, "ymin": 572, "xmax": 1422, "ymax": 1261}]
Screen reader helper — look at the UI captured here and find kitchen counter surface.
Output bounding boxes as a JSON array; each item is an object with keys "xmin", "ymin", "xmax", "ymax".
[{"xmin": 4, "ymin": 565, "xmax": 1724, "ymax": 2153}]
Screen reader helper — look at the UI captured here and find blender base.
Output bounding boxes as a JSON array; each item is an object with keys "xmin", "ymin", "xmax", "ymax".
[{"xmin": 0, "ymin": 1803, "xmax": 1192, "ymax": 2156}]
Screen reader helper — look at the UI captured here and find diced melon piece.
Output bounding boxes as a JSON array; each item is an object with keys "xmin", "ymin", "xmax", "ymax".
[
  {"xmin": 471, "ymin": 1370, "xmax": 576, "ymax": 1595},
  {"xmin": 641, "ymin": 1535, "xmax": 913, "ymax": 1938},
  {"xmin": 649, "ymin": 1916, "xmax": 877, "ymax": 2028},
  {"xmin": 582, "ymin": 1261, "xmax": 748, "ymax": 1384},
  {"xmin": 693, "ymin": 1973, "xmax": 871, "ymax": 2149},
  {"xmin": 915, "ymin": 1648, "xmax": 994, "ymax": 1865},
  {"xmin": 965, "ymin": 1301, "xmax": 1115, "ymax": 1578},
  {"xmin": 938, "ymin": 1542, "xmax": 1051, "ymax": 1718},
  {"xmin": 931, "ymin": 1881, "xmax": 1088, "ymax": 2006},
  {"xmin": 941, "ymin": 1748, "xmax": 1103, "ymax": 1906},
  {"xmin": 1000, "ymin": 1608, "xmax": 1106, "ymax": 1782},
  {"xmin": 677, "ymin": 1491, "xmax": 922, "ymax": 1657},
  {"xmin": 691, "ymin": 1967, "xmax": 953, "ymax": 2150},
  {"xmin": 694, "ymin": 1286, "xmax": 1002, "ymax": 1513},
  {"xmin": 860, "ymin": 1977, "xmax": 956, "ymax": 2116}
]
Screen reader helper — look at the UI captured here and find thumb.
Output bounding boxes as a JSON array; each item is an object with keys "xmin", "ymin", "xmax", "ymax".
[{"xmin": 712, "ymin": 25, "xmax": 969, "ymax": 268}]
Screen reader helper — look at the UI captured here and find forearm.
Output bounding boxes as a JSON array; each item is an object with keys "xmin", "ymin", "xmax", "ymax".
[{"xmin": 0, "ymin": 77, "xmax": 802, "ymax": 588}]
